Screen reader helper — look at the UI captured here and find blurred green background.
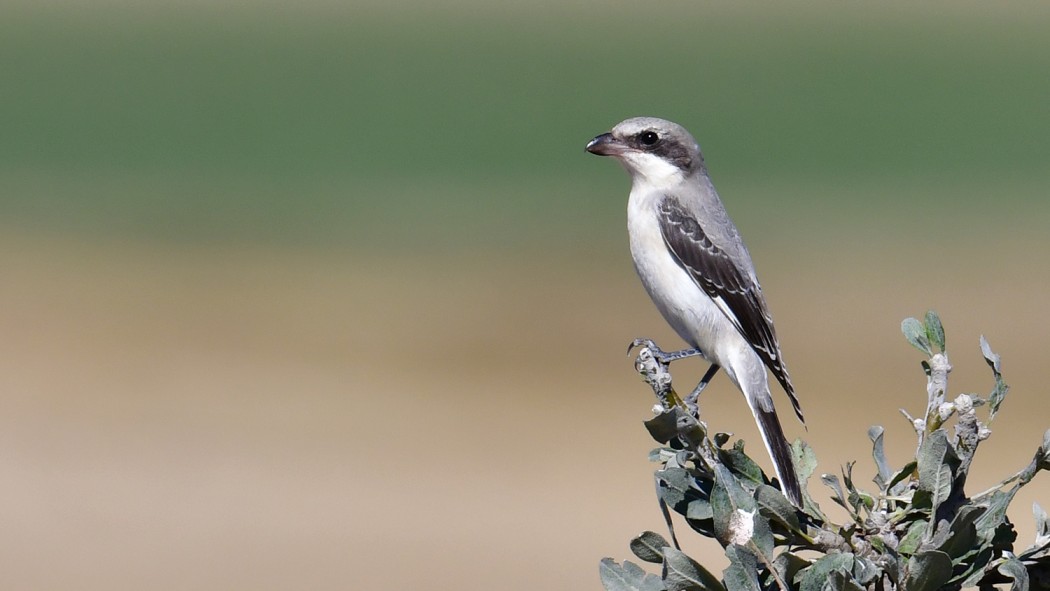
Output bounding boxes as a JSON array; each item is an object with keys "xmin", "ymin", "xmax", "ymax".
[{"xmin": 2, "ymin": 1, "xmax": 1049, "ymax": 589}]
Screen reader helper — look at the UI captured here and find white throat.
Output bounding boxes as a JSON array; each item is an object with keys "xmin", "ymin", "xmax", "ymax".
[{"xmin": 620, "ymin": 152, "xmax": 686, "ymax": 193}]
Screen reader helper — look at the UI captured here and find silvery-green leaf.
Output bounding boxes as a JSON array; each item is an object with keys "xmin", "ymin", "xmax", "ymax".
[
  {"xmin": 852, "ymin": 557, "xmax": 880, "ymax": 586},
  {"xmin": 1020, "ymin": 502, "xmax": 1050, "ymax": 558},
  {"xmin": 975, "ymin": 490, "xmax": 1014, "ymax": 545},
  {"xmin": 903, "ymin": 551, "xmax": 952, "ymax": 591},
  {"xmin": 936, "ymin": 505, "xmax": 986, "ymax": 559},
  {"xmin": 902, "ymin": 317, "xmax": 932, "ymax": 356},
  {"xmin": 600, "ymin": 558, "xmax": 665, "ymax": 591},
  {"xmin": 662, "ymin": 547, "xmax": 724, "ymax": 591},
  {"xmin": 649, "ymin": 447, "xmax": 676, "ymax": 463},
  {"xmin": 980, "ymin": 335, "xmax": 1001, "ymax": 373},
  {"xmin": 1041, "ymin": 429, "xmax": 1050, "ymax": 470},
  {"xmin": 748, "ymin": 511, "xmax": 775, "ymax": 559},
  {"xmin": 645, "ymin": 411, "xmax": 683, "ymax": 444},
  {"xmin": 686, "ymin": 498, "xmax": 713, "ymax": 522},
  {"xmin": 755, "ymin": 484, "xmax": 801, "ymax": 533},
  {"xmin": 867, "ymin": 426, "xmax": 892, "ymax": 488},
  {"xmin": 980, "ymin": 335, "xmax": 1010, "ymax": 420},
  {"xmin": 715, "ymin": 463, "xmax": 757, "ymax": 513},
  {"xmin": 917, "ymin": 430, "xmax": 954, "ymax": 510},
  {"xmin": 792, "ymin": 440, "xmax": 818, "ymax": 485},
  {"xmin": 798, "ymin": 553, "xmax": 855, "ymax": 591},
  {"xmin": 842, "ymin": 461, "xmax": 870, "ymax": 515},
  {"xmin": 718, "ymin": 440, "xmax": 765, "ymax": 488},
  {"xmin": 772, "ymin": 552, "xmax": 810, "ymax": 587},
  {"xmin": 989, "ymin": 377, "xmax": 1009, "ymax": 421},
  {"xmin": 791, "ymin": 439, "xmax": 826, "ymax": 521},
  {"xmin": 711, "ymin": 464, "xmax": 760, "ymax": 547},
  {"xmin": 898, "ymin": 520, "xmax": 927, "ymax": 555},
  {"xmin": 998, "ymin": 556, "xmax": 1030, "ymax": 591},
  {"xmin": 924, "ymin": 518, "xmax": 951, "ymax": 552},
  {"xmin": 887, "ymin": 460, "xmax": 917, "ymax": 495},
  {"xmin": 1035, "ymin": 502, "xmax": 1049, "ymax": 538},
  {"xmin": 657, "ymin": 467, "xmax": 694, "ymax": 511},
  {"xmin": 957, "ymin": 546, "xmax": 996, "ymax": 588},
  {"xmin": 722, "ymin": 545, "xmax": 760, "ymax": 591},
  {"xmin": 631, "ymin": 531, "xmax": 670, "ymax": 564},
  {"xmin": 821, "ymin": 474, "xmax": 850, "ymax": 512},
  {"xmin": 924, "ymin": 311, "xmax": 945, "ymax": 353},
  {"xmin": 824, "ymin": 570, "xmax": 864, "ymax": 591}
]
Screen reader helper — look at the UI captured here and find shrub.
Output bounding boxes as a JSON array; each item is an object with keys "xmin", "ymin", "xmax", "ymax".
[{"xmin": 600, "ymin": 312, "xmax": 1050, "ymax": 591}]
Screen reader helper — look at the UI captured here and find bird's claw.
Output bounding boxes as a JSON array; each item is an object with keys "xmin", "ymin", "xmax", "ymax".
[
  {"xmin": 627, "ymin": 338, "xmax": 705, "ymax": 365},
  {"xmin": 627, "ymin": 338, "xmax": 659, "ymax": 357}
]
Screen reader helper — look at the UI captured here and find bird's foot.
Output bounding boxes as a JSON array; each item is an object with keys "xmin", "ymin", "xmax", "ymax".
[{"xmin": 627, "ymin": 338, "xmax": 704, "ymax": 365}]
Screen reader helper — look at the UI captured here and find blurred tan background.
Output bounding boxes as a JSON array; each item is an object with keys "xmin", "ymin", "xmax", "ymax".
[{"xmin": 2, "ymin": 1, "xmax": 1049, "ymax": 589}]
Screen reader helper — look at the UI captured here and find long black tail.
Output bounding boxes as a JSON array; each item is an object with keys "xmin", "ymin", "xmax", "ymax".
[{"xmin": 752, "ymin": 405, "xmax": 803, "ymax": 507}]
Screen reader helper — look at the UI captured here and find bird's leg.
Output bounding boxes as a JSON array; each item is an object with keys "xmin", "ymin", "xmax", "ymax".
[
  {"xmin": 627, "ymin": 338, "xmax": 704, "ymax": 365},
  {"xmin": 685, "ymin": 364, "xmax": 720, "ymax": 411},
  {"xmin": 629, "ymin": 338, "xmax": 710, "ymax": 415}
]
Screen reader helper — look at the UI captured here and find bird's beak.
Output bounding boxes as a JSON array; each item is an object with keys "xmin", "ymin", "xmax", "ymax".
[{"xmin": 585, "ymin": 132, "xmax": 626, "ymax": 157}]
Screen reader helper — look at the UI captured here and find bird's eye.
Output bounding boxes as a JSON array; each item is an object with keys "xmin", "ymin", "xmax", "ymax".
[{"xmin": 638, "ymin": 131, "xmax": 659, "ymax": 146}]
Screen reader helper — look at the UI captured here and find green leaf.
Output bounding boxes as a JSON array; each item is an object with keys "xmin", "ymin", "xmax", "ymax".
[
  {"xmin": 1035, "ymin": 501, "xmax": 1049, "ymax": 540},
  {"xmin": 772, "ymin": 552, "xmax": 810, "ymax": 588},
  {"xmin": 852, "ymin": 557, "xmax": 881, "ymax": 586},
  {"xmin": 924, "ymin": 311, "xmax": 945, "ymax": 353},
  {"xmin": 898, "ymin": 520, "xmax": 927, "ymax": 555},
  {"xmin": 842, "ymin": 461, "xmax": 872, "ymax": 515},
  {"xmin": 917, "ymin": 430, "xmax": 955, "ymax": 511},
  {"xmin": 886, "ymin": 460, "xmax": 917, "ymax": 494},
  {"xmin": 903, "ymin": 551, "xmax": 952, "ymax": 591},
  {"xmin": 975, "ymin": 489, "xmax": 1015, "ymax": 545},
  {"xmin": 711, "ymin": 477, "xmax": 734, "ymax": 546},
  {"xmin": 792, "ymin": 439, "xmax": 819, "ymax": 485},
  {"xmin": 719, "ymin": 441, "xmax": 766, "ymax": 488},
  {"xmin": 902, "ymin": 317, "xmax": 933, "ymax": 356},
  {"xmin": 980, "ymin": 335, "xmax": 1010, "ymax": 420},
  {"xmin": 656, "ymin": 467, "xmax": 696, "ymax": 512},
  {"xmin": 755, "ymin": 484, "xmax": 801, "ymax": 533},
  {"xmin": 821, "ymin": 474, "xmax": 851, "ymax": 513},
  {"xmin": 998, "ymin": 556, "xmax": 1030, "ymax": 591},
  {"xmin": 662, "ymin": 547, "xmax": 725, "ymax": 591},
  {"xmin": 686, "ymin": 498, "xmax": 713, "ymax": 522},
  {"xmin": 911, "ymin": 489, "xmax": 933, "ymax": 511},
  {"xmin": 1021, "ymin": 502, "xmax": 1050, "ymax": 558},
  {"xmin": 711, "ymin": 464, "xmax": 776, "ymax": 570},
  {"xmin": 798, "ymin": 553, "xmax": 855, "ymax": 591},
  {"xmin": 825, "ymin": 570, "xmax": 864, "ymax": 591},
  {"xmin": 980, "ymin": 334, "xmax": 1001, "ymax": 373},
  {"xmin": 600, "ymin": 558, "xmax": 665, "ymax": 591},
  {"xmin": 867, "ymin": 426, "xmax": 892, "ymax": 488},
  {"xmin": 645, "ymin": 410, "xmax": 683, "ymax": 444},
  {"xmin": 792, "ymin": 439, "xmax": 827, "ymax": 521},
  {"xmin": 1041, "ymin": 430, "xmax": 1050, "ymax": 470},
  {"xmin": 630, "ymin": 531, "xmax": 670, "ymax": 564},
  {"xmin": 936, "ymin": 505, "xmax": 986, "ymax": 559},
  {"xmin": 957, "ymin": 546, "xmax": 996, "ymax": 587},
  {"xmin": 723, "ymin": 545, "xmax": 760, "ymax": 591},
  {"xmin": 712, "ymin": 464, "xmax": 759, "ymax": 544}
]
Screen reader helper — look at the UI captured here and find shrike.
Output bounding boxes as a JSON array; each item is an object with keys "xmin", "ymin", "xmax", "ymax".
[{"xmin": 586, "ymin": 117, "xmax": 805, "ymax": 506}]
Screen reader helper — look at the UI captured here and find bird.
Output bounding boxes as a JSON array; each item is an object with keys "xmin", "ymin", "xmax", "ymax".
[{"xmin": 585, "ymin": 117, "xmax": 805, "ymax": 506}]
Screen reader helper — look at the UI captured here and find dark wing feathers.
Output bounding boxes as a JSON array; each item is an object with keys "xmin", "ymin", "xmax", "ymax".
[{"xmin": 658, "ymin": 196, "xmax": 805, "ymax": 425}]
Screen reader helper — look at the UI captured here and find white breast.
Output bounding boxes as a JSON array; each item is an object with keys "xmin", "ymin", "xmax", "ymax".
[{"xmin": 626, "ymin": 187, "xmax": 743, "ymax": 371}]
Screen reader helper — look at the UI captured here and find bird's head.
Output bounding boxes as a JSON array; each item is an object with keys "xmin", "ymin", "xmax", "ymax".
[{"xmin": 585, "ymin": 117, "xmax": 705, "ymax": 185}]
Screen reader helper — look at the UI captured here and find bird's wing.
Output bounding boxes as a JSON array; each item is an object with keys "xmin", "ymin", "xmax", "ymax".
[{"xmin": 658, "ymin": 195, "xmax": 805, "ymax": 424}]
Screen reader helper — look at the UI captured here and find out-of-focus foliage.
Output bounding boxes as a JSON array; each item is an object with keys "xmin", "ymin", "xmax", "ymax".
[{"xmin": 603, "ymin": 312, "xmax": 1050, "ymax": 591}]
